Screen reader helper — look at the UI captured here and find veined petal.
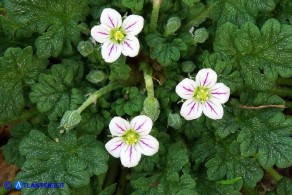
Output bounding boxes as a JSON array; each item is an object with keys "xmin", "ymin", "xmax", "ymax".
[
  {"xmin": 100, "ymin": 8, "xmax": 122, "ymax": 28},
  {"xmin": 105, "ymin": 137, "xmax": 125, "ymax": 158},
  {"xmin": 101, "ymin": 40, "xmax": 122, "ymax": 63},
  {"xmin": 130, "ymin": 115, "xmax": 152, "ymax": 136},
  {"xmin": 136, "ymin": 135, "xmax": 159, "ymax": 156},
  {"xmin": 211, "ymin": 83, "xmax": 230, "ymax": 104},
  {"xmin": 122, "ymin": 15, "xmax": 144, "ymax": 36},
  {"xmin": 202, "ymin": 98, "xmax": 224, "ymax": 120},
  {"xmin": 120, "ymin": 145, "xmax": 141, "ymax": 168},
  {"xmin": 91, "ymin": 24, "xmax": 110, "ymax": 43},
  {"xmin": 180, "ymin": 99, "xmax": 203, "ymax": 120},
  {"xmin": 109, "ymin": 117, "xmax": 131, "ymax": 136},
  {"xmin": 121, "ymin": 36, "xmax": 140, "ymax": 57},
  {"xmin": 175, "ymin": 78, "xmax": 197, "ymax": 99},
  {"xmin": 196, "ymin": 68, "xmax": 217, "ymax": 88}
]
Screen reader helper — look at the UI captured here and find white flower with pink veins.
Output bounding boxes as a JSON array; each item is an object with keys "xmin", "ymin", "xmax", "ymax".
[
  {"xmin": 105, "ymin": 115, "xmax": 159, "ymax": 168},
  {"xmin": 176, "ymin": 68, "xmax": 230, "ymax": 120},
  {"xmin": 91, "ymin": 8, "xmax": 144, "ymax": 63}
]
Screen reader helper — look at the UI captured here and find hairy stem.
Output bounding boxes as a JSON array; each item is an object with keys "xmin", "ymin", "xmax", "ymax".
[
  {"xmin": 103, "ymin": 158, "xmax": 120, "ymax": 188},
  {"xmin": 140, "ymin": 62, "xmax": 155, "ymax": 98},
  {"xmin": 116, "ymin": 168, "xmax": 129, "ymax": 195},
  {"xmin": 183, "ymin": 3, "xmax": 216, "ymax": 31},
  {"xmin": 149, "ymin": 0, "xmax": 161, "ymax": 33},
  {"xmin": 76, "ymin": 83, "xmax": 120, "ymax": 114},
  {"xmin": 266, "ymin": 167, "xmax": 283, "ymax": 182},
  {"xmin": 0, "ymin": 108, "xmax": 39, "ymax": 126},
  {"xmin": 270, "ymin": 86, "xmax": 292, "ymax": 98},
  {"xmin": 276, "ymin": 78, "xmax": 292, "ymax": 87}
]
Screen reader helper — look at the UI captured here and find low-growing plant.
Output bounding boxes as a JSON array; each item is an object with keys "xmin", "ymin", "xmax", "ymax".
[{"xmin": 0, "ymin": 0, "xmax": 292, "ymax": 194}]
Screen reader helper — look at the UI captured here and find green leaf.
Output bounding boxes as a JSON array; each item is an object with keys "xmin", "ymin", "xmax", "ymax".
[
  {"xmin": 0, "ymin": 46, "xmax": 48, "ymax": 121},
  {"xmin": 29, "ymin": 60, "xmax": 84, "ymax": 120},
  {"xmin": 5, "ymin": 0, "xmax": 89, "ymax": 58},
  {"xmin": 214, "ymin": 19, "xmax": 292, "ymax": 90},
  {"xmin": 206, "ymin": 140, "xmax": 263, "ymax": 189},
  {"xmin": 16, "ymin": 130, "xmax": 108, "ymax": 194},
  {"xmin": 77, "ymin": 110, "xmax": 106, "ymax": 135},
  {"xmin": 146, "ymin": 34, "xmax": 187, "ymax": 66},
  {"xmin": 209, "ymin": 0, "xmax": 275, "ymax": 26},
  {"xmin": 131, "ymin": 142, "xmax": 194, "ymax": 194},
  {"xmin": 109, "ymin": 59, "xmax": 131, "ymax": 81},
  {"xmin": 182, "ymin": 0, "xmax": 200, "ymax": 7},
  {"xmin": 3, "ymin": 121, "xmax": 31, "ymax": 167},
  {"xmin": 122, "ymin": 0, "xmax": 144, "ymax": 11},
  {"xmin": 267, "ymin": 178, "xmax": 292, "ymax": 195},
  {"xmin": 196, "ymin": 171, "xmax": 241, "ymax": 195},
  {"xmin": 238, "ymin": 112, "xmax": 292, "ymax": 169}
]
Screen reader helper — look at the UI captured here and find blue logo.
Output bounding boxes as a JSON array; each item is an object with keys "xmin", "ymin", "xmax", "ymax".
[
  {"xmin": 14, "ymin": 181, "xmax": 23, "ymax": 190},
  {"xmin": 3, "ymin": 181, "xmax": 12, "ymax": 190}
]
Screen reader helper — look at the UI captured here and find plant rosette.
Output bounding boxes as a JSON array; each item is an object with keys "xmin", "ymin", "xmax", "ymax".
[{"xmin": 105, "ymin": 115, "xmax": 159, "ymax": 167}]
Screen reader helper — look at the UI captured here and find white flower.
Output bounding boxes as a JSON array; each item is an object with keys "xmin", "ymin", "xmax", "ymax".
[
  {"xmin": 91, "ymin": 8, "xmax": 144, "ymax": 63},
  {"xmin": 105, "ymin": 115, "xmax": 159, "ymax": 168},
  {"xmin": 176, "ymin": 68, "xmax": 230, "ymax": 120}
]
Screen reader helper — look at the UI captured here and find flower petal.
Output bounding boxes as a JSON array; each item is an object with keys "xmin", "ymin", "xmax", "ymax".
[
  {"xmin": 105, "ymin": 137, "xmax": 125, "ymax": 158},
  {"xmin": 109, "ymin": 117, "xmax": 131, "ymax": 136},
  {"xmin": 120, "ymin": 145, "xmax": 141, "ymax": 168},
  {"xmin": 175, "ymin": 78, "xmax": 197, "ymax": 99},
  {"xmin": 136, "ymin": 135, "xmax": 159, "ymax": 156},
  {"xmin": 202, "ymin": 99, "xmax": 224, "ymax": 120},
  {"xmin": 101, "ymin": 40, "xmax": 122, "ymax": 63},
  {"xmin": 121, "ymin": 36, "xmax": 140, "ymax": 57},
  {"xmin": 122, "ymin": 15, "xmax": 144, "ymax": 36},
  {"xmin": 180, "ymin": 99, "xmax": 203, "ymax": 120},
  {"xmin": 196, "ymin": 68, "xmax": 217, "ymax": 87},
  {"xmin": 91, "ymin": 24, "xmax": 110, "ymax": 43},
  {"xmin": 130, "ymin": 115, "xmax": 153, "ymax": 135},
  {"xmin": 100, "ymin": 8, "xmax": 122, "ymax": 28},
  {"xmin": 211, "ymin": 83, "xmax": 230, "ymax": 104}
]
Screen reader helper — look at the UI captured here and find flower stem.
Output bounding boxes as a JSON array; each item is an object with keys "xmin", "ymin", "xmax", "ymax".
[
  {"xmin": 140, "ymin": 62, "xmax": 154, "ymax": 98},
  {"xmin": 285, "ymin": 100, "xmax": 292, "ymax": 108},
  {"xmin": 0, "ymin": 108, "xmax": 39, "ymax": 126},
  {"xmin": 277, "ymin": 78, "xmax": 292, "ymax": 87},
  {"xmin": 103, "ymin": 158, "xmax": 120, "ymax": 188},
  {"xmin": 266, "ymin": 167, "xmax": 283, "ymax": 182},
  {"xmin": 183, "ymin": 3, "xmax": 216, "ymax": 30},
  {"xmin": 116, "ymin": 168, "xmax": 129, "ymax": 195},
  {"xmin": 149, "ymin": 0, "xmax": 162, "ymax": 33},
  {"xmin": 76, "ymin": 83, "xmax": 120, "ymax": 114},
  {"xmin": 270, "ymin": 86, "xmax": 292, "ymax": 98}
]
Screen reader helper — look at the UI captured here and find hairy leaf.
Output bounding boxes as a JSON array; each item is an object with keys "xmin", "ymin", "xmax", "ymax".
[
  {"xmin": 238, "ymin": 113, "xmax": 292, "ymax": 168},
  {"xmin": 214, "ymin": 19, "xmax": 292, "ymax": 90},
  {"xmin": 5, "ymin": 0, "xmax": 89, "ymax": 58},
  {"xmin": 0, "ymin": 46, "xmax": 47, "ymax": 121},
  {"xmin": 16, "ymin": 130, "xmax": 108, "ymax": 194},
  {"xmin": 29, "ymin": 60, "xmax": 84, "ymax": 120}
]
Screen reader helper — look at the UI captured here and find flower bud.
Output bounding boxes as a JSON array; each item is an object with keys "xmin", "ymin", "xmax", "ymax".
[
  {"xmin": 77, "ymin": 41, "xmax": 94, "ymax": 57},
  {"xmin": 181, "ymin": 61, "xmax": 196, "ymax": 73},
  {"xmin": 86, "ymin": 70, "xmax": 106, "ymax": 84},
  {"xmin": 165, "ymin": 16, "xmax": 181, "ymax": 35},
  {"xmin": 141, "ymin": 97, "xmax": 160, "ymax": 122},
  {"xmin": 60, "ymin": 110, "xmax": 82, "ymax": 131},
  {"xmin": 194, "ymin": 28, "xmax": 209, "ymax": 43}
]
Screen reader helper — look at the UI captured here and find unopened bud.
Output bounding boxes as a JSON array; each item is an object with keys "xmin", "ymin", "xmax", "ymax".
[
  {"xmin": 194, "ymin": 28, "xmax": 209, "ymax": 43},
  {"xmin": 141, "ymin": 97, "xmax": 160, "ymax": 122},
  {"xmin": 86, "ymin": 70, "xmax": 106, "ymax": 84},
  {"xmin": 167, "ymin": 113, "xmax": 183, "ymax": 130},
  {"xmin": 165, "ymin": 16, "xmax": 181, "ymax": 35},
  {"xmin": 77, "ymin": 41, "xmax": 94, "ymax": 57},
  {"xmin": 181, "ymin": 61, "xmax": 196, "ymax": 73},
  {"xmin": 60, "ymin": 110, "xmax": 82, "ymax": 131}
]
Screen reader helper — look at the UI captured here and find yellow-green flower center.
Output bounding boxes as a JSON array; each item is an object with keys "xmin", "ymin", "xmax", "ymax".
[
  {"xmin": 194, "ymin": 86, "xmax": 210, "ymax": 103},
  {"xmin": 114, "ymin": 31, "xmax": 124, "ymax": 41},
  {"xmin": 110, "ymin": 28, "xmax": 126, "ymax": 44},
  {"xmin": 123, "ymin": 129, "xmax": 139, "ymax": 145}
]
